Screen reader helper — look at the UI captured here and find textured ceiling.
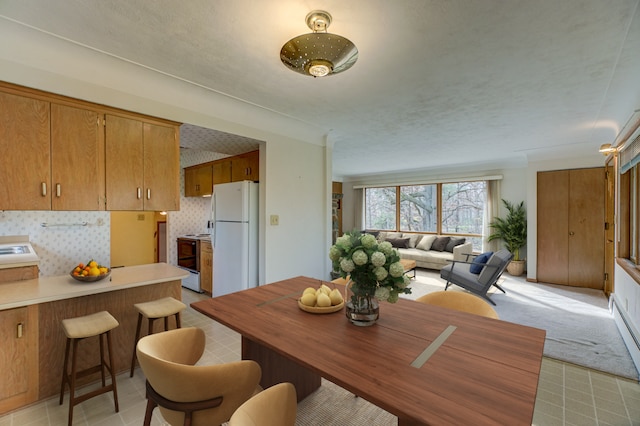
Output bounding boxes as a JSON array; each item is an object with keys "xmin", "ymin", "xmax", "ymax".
[{"xmin": 1, "ymin": 0, "xmax": 639, "ymax": 178}]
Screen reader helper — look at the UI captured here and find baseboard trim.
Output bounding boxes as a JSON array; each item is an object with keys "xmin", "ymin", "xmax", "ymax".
[{"xmin": 611, "ymin": 294, "xmax": 640, "ymax": 380}]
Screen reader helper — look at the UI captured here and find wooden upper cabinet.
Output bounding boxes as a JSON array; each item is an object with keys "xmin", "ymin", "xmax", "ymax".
[
  {"xmin": 105, "ymin": 114, "xmax": 144, "ymax": 210},
  {"xmin": 231, "ymin": 150, "xmax": 259, "ymax": 182},
  {"xmin": 185, "ymin": 164, "xmax": 213, "ymax": 197},
  {"xmin": 143, "ymin": 122, "xmax": 180, "ymax": 211},
  {"xmin": 105, "ymin": 115, "xmax": 180, "ymax": 211},
  {"xmin": 212, "ymin": 159, "xmax": 232, "ymax": 185},
  {"xmin": 0, "ymin": 91, "xmax": 51, "ymax": 210},
  {"xmin": 50, "ymin": 103, "xmax": 103, "ymax": 210}
]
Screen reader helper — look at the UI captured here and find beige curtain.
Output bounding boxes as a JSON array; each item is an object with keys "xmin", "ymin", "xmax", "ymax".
[
  {"xmin": 354, "ymin": 188, "xmax": 364, "ymax": 232},
  {"xmin": 484, "ymin": 179, "xmax": 501, "ymax": 252}
]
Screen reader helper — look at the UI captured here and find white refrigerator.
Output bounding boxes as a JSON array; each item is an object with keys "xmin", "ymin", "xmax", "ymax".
[{"xmin": 211, "ymin": 180, "xmax": 258, "ymax": 297}]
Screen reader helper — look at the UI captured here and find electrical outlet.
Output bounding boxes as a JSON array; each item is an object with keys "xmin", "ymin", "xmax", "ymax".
[
  {"xmin": 270, "ymin": 215, "xmax": 279, "ymax": 226},
  {"xmin": 137, "ymin": 214, "xmax": 145, "ymax": 221}
]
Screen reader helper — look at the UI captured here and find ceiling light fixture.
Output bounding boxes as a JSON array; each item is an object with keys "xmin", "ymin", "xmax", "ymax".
[
  {"xmin": 280, "ymin": 10, "xmax": 358, "ymax": 78},
  {"xmin": 599, "ymin": 143, "xmax": 617, "ymax": 155}
]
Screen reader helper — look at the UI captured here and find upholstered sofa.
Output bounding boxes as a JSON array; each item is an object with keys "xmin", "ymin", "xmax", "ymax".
[{"xmin": 370, "ymin": 231, "xmax": 473, "ymax": 271}]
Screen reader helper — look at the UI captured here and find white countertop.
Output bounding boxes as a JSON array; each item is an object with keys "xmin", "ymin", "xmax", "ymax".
[{"xmin": 0, "ymin": 263, "xmax": 189, "ymax": 311}]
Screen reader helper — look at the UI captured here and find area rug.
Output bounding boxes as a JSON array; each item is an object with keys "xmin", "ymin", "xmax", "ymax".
[{"xmin": 401, "ymin": 269, "xmax": 639, "ymax": 381}]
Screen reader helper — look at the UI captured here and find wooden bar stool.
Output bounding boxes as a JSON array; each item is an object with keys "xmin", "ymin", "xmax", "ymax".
[
  {"xmin": 130, "ymin": 296, "xmax": 186, "ymax": 377},
  {"xmin": 59, "ymin": 310, "xmax": 119, "ymax": 426}
]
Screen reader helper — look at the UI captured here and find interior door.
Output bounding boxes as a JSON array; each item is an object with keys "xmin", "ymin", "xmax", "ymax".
[
  {"xmin": 537, "ymin": 167, "xmax": 605, "ymax": 288},
  {"xmin": 568, "ymin": 168, "xmax": 605, "ymax": 288},
  {"xmin": 537, "ymin": 170, "xmax": 569, "ymax": 284}
]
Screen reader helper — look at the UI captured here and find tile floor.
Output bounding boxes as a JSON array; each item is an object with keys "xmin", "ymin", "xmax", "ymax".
[{"xmin": 1, "ymin": 288, "xmax": 639, "ymax": 426}]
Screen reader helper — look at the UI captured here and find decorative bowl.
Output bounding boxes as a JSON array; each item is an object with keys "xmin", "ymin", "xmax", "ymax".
[
  {"xmin": 297, "ymin": 299, "xmax": 344, "ymax": 314},
  {"xmin": 70, "ymin": 269, "xmax": 111, "ymax": 282}
]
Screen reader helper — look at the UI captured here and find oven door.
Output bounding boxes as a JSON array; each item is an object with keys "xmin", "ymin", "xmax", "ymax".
[{"xmin": 177, "ymin": 238, "xmax": 199, "ymax": 271}]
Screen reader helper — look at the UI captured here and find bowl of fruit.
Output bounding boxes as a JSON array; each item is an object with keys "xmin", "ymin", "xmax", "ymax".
[
  {"xmin": 298, "ymin": 283, "xmax": 344, "ymax": 314},
  {"xmin": 70, "ymin": 260, "xmax": 110, "ymax": 282}
]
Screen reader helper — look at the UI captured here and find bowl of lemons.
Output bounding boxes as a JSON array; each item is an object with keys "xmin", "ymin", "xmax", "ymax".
[
  {"xmin": 298, "ymin": 283, "xmax": 344, "ymax": 314},
  {"xmin": 70, "ymin": 260, "xmax": 110, "ymax": 282}
]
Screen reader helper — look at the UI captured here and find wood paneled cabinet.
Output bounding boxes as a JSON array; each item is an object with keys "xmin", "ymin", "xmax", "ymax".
[
  {"xmin": 51, "ymin": 103, "xmax": 104, "ymax": 210},
  {"xmin": 185, "ymin": 164, "xmax": 213, "ymax": 197},
  {"xmin": 1, "ymin": 82, "xmax": 180, "ymax": 212},
  {"xmin": 537, "ymin": 167, "xmax": 605, "ymax": 288},
  {"xmin": 231, "ymin": 150, "xmax": 259, "ymax": 182},
  {"xmin": 105, "ymin": 114, "xmax": 180, "ymax": 211},
  {"xmin": 0, "ymin": 91, "xmax": 103, "ymax": 210},
  {"xmin": 200, "ymin": 240, "xmax": 213, "ymax": 294},
  {"xmin": 0, "ymin": 305, "xmax": 38, "ymax": 414},
  {"xmin": 212, "ymin": 159, "xmax": 232, "ymax": 185},
  {"xmin": 184, "ymin": 151, "xmax": 259, "ymax": 197}
]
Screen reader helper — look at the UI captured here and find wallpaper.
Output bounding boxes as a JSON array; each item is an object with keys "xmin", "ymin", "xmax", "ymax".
[
  {"xmin": 0, "ymin": 210, "xmax": 110, "ymax": 276},
  {"xmin": 0, "ymin": 149, "xmax": 230, "ymax": 278}
]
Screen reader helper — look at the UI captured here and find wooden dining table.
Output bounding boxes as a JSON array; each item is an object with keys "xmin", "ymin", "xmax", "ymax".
[{"xmin": 191, "ymin": 276, "xmax": 546, "ymax": 425}]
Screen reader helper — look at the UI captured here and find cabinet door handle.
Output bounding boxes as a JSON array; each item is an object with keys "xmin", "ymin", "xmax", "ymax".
[
  {"xmin": 137, "ymin": 188, "xmax": 142, "ymax": 199},
  {"xmin": 56, "ymin": 183, "xmax": 61, "ymax": 197},
  {"xmin": 147, "ymin": 188, "xmax": 151, "ymax": 200},
  {"xmin": 569, "ymin": 231, "xmax": 575, "ymax": 236},
  {"xmin": 17, "ymin": 322, "xmax": 23, "ymax": 338},
  {"xmin": 41, "ymin": 182, "xmax": 47, "ymax": 196}
]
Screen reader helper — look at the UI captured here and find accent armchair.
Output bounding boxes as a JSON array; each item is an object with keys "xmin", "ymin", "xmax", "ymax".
[
  {"xmin": 439, "ymin": 249, "xmax": 513, "ymax": 305},
  {"xmin": 415, "ymin": 291, "xmax": 499, "ymax": 319},
  {"xmin": 229, "ymin": 382, "xmax": 297, "ymax": 426},
  {"xmin": 136, "ymin": 327, "xmax": 261, "ymax": 426}
]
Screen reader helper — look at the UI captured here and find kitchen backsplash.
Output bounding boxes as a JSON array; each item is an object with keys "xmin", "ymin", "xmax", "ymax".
[
  {"xmin": 0, "ymin": 210, "xmax": 110, "ymax": 276},
  {"xmin": 0, "ymin": 149, "xmax": 231, "ymax": 278}
]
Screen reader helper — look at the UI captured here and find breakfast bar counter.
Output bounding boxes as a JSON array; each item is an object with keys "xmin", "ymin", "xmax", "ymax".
[
  {"xmin": 0, "ymin": 263, "xmax": 189, "ymax": 311},
  {"xmin": 0, "ymin": 263, "xmax": 188, "ymax": 415}
]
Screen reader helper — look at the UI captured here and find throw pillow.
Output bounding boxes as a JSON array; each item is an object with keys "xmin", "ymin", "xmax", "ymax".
[
  {"xmin": 387, "ymin": 237, "xmax": 410, "ymax": 249},
  {"xmin": 363, "ymin": 230, "xmax": 380, "ymax": 238},
  {"xmin": 417, "ymin": 235, "xmax": 437, "ymax": 251},
  {"xmin": 445, "ymin": 237, "xmax": 466, "ymax": 253},
  {"xmin": 402, "ymin": 233, "xmax": 421, "ymax": 248},
  {"xmin": 469, "ymin": 251, "xmax": 493, "ymax": 274},
  {"xmin": 383, "ymin": 232, "xmax": 402, "ymax": 240},
  {"xmin": 431, "ymin": 236, "xmax": 450, "ymax": 252}
]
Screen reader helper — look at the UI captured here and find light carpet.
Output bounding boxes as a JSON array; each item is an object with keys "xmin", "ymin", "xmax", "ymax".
[{"xmin": 402, "ymin": 269, "xmax": 639, "ymax": 381}]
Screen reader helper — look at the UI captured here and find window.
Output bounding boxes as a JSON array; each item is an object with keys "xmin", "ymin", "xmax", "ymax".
[
  {"xmin": 399, "ymin": 185, "xmax": 437, "ymax": 232},
  {"xmin": 365, "ymin": 187, "xmax": 396, "ymax": 230},
  {"xmin": 364, "ymin": 180, "xmax": 488, "ymax": 251}
]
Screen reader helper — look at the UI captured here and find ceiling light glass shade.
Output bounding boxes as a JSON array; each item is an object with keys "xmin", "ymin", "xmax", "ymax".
[
  {"xmin": 599, "ymin": 143, "xmax": 616, "ymax": 155},
  {"xmin": 280, "ymin": 11, "xmax": 358, "ymax": 77}
]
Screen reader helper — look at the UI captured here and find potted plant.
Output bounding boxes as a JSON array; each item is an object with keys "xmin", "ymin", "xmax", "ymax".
[{"xmin": 487, "ymin": 199, "xmax": 527, "ymax": 276}]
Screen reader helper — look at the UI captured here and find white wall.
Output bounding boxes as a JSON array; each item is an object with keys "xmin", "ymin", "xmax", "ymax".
[{"xmin": 0, "ymin": 22, "xmax": 330, "ymax": 285}]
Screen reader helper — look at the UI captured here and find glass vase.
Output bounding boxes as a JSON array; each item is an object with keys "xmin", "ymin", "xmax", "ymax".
[{"xmin": 345, "ymin": 281, "xmax": 379, "ymax": 326}]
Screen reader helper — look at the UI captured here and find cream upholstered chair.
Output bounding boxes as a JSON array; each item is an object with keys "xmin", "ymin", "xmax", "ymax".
[
  {"xmin": 229, "ymin": 382, "xmax": 297, "ymax": 426},
  {"xmin": 415, "ymin": 291, "xmax": 500, "ymax": 319},
  {"xmin": 136, "ymin": 327, "xmax": 261, "ymax": 426}
]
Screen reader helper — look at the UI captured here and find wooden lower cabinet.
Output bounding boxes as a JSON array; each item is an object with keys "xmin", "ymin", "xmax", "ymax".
[
  {"xmin": 537, "ymin": 167, "xmax": 605, "ymax": 288},
  {"xmin": 0, "ymin": 305, "xmax": 38, "ymax": 414},
  {"xmin": 201, "ymin": 240, "xmax": 213, "ymax": 294}
]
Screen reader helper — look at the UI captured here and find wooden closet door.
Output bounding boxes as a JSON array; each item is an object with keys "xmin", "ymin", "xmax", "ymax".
[
  {"xmin": 537, "ymin": 168, "xmax": 605, "ymax": 289},
  {"xmin": 537, "ymin": 170, "xmax": 569, "ymax": 284},
  {"xmin": 568, "ymin": 167, "xmax": 604, "ymax": 289}
]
